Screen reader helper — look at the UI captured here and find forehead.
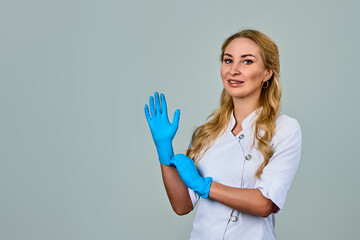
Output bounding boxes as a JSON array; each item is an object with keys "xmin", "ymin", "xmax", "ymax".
[{"xmin": 224, "ymin": 37, "xmax": 261, "ymax": 56}]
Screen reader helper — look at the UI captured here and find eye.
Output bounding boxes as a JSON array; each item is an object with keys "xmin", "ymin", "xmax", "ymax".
[
  {"xmin": 242, "ymin": 59, "xmax": 253, "ymax": 65},
  {"xmin": 223, "ymin": 59, "xmax": 232, "ymax": 64}
]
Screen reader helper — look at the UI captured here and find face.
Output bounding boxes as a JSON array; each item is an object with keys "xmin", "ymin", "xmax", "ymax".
[{"xmin": 221, "ymin": 37, "xmax": 272, "ymax": 102}]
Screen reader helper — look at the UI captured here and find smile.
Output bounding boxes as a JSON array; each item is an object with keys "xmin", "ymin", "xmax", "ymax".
[{"xmin": 227, "ymin": 79, "xmax": 245, "ymax": 86}]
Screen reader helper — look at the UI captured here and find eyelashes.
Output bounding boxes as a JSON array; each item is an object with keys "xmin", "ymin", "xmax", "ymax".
[
  {"xmin": 243, "ymin": 60, "xmax": 253, "ymax": 65},
  {"xmin": 223, "ymin": 59, "xmax": 253, "ymax": 65}
]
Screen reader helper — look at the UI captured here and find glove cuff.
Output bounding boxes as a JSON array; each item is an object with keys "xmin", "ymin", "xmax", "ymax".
[
  {"xmin": 197, "ymin": 177, "xmax": 213, "ymax": 199},
  {"xmin": 156, "ymin": 140, "xmax": 175, "ymax": 167}
]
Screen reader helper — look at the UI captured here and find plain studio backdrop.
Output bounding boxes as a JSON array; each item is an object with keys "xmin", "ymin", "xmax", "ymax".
[{"xmin": 1, "ymin": 0, "xmax": 359, "ymax": 239}]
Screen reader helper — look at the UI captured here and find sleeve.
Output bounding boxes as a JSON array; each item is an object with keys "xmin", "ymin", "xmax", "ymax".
[
  {"xmin": 188, "ymin": 188, "xmax": 200, "ymax": 208},
  {"xmin": 187, "ymin": 141, "xmax": 200, "ymax": 207},
  {"xmin": 254, "ymin": 117, "xmax": 302, "ymax": 213}
]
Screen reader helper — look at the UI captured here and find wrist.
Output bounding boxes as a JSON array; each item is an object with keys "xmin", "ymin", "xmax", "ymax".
[
  {"xmin": 196, "ymin": 177, "xmax": 213, "ymax": 199},
  {"xmin": 156, "ymin": 140, "xmax": 174, "ymax": 166},
  {"xmin": 155, "ymin": 138, "xmax": 173, "ymax": 149}
]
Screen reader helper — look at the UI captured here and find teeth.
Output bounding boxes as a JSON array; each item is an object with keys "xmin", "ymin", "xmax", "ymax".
[{"xmin": 229, "ymin": 81, "xmax": 242, "ymax": 83}]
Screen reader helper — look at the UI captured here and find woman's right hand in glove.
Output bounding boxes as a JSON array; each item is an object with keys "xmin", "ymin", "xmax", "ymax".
[{"xmin": 144, "ymin": 92, "xmax": 180, "ymax": 166}]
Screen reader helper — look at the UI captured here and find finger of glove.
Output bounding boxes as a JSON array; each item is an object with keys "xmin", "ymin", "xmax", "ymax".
[
  {"xmin": 170, "ymin": 157, "xmax": 188, "ymax": 180},
  {"xmin": 172, "ymin": 109, "xmax": 180, "ymax": 128},
  {"xmin": 172, "ymin": 154, "xmax": 192, "ymax": 171},
  {"xmin": 174, "ymin": 153, "xmax": 189, "ymax": 161},
  {"xmin": 170, "ymin": 154, "xmax": 181, "ymax": 167},
  {"xmin": 144, "ymin": 104, "xmax": 152, "ymax": 123},
  {"xmin": 149, "ymin": 95, "xmax": 156, "ymax": 117},
  {"xmin": 155, "ymin": 92, "xmax": 161, "ymax": 115},
  {"xmin": 169, "ymin": 155, "xmax": 177, "ymax": 167},
  {"xmin": 172, "ymin": 155, "xmax": 199, "ymax": 187},
  {"xmin": 171, "ymin": 153, "xmax": 185, "ymax": 164},
  {"xmin": 160, "ymin": 93, "xmax": 168, "ymax": 118}
]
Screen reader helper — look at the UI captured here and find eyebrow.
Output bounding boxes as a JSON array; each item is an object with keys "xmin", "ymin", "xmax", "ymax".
[{"xmin": 224, "ymin": 53, "xmax": 256, "ymax": 58}]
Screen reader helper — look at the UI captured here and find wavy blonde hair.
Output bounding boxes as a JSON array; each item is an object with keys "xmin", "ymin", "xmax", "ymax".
[{"xmin": 186, "ymin": 29, "xmax": 281, "ymax": 179}]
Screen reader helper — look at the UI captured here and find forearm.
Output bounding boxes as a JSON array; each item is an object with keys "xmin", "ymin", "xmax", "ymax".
[
  {"xmin": 209, "ymin": 182, "xmax": 278, "ymax": 217},
  {"xmin": 161, "ymin": 164, "xmax": 193, "ymax": 215}
]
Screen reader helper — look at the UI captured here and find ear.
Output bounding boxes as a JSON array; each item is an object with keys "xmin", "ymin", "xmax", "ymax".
[{"xmin": 264, "ymin": 69, "xmax": 273, "ymax": 81}]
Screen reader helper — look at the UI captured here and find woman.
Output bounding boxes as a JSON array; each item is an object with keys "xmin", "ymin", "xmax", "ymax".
[{"xmin": 145, "ymin": 29, "xmax": 302, "ymax": 240}]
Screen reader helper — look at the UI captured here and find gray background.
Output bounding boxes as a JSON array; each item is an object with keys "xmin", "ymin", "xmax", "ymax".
[{"xmin": 1, "ymin": 0, "xmax": 359, "ymax": 239}]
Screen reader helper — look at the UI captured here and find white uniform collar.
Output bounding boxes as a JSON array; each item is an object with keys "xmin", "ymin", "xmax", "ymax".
[{"xmin": 228, "ymin": 107, "xmax": 262, "ymax": 132}]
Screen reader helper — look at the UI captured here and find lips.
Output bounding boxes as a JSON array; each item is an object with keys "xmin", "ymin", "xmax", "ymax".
[{"xmin": 227, "ymin": 79, "xmax": 245, "ymax": 86}]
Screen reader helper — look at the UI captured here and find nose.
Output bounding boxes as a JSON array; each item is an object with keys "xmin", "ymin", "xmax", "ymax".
[{"xmin": 230, "ymin": 63, "xmax": 241, "ymax": 75}]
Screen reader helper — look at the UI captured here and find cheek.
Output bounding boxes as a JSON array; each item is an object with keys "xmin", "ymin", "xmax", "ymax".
[
  {"xmin": 220, "ymin": 66, "xmax": 226, "ymax": 80},
  {"xmin": 248, "ymin": 69, "xmax": 264, "ymax": 82}
]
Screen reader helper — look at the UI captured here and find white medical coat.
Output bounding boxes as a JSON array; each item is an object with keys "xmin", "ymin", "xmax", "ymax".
[{"xmin": 188, "ymin": 108, "xmax": 302, "ymax": 240}]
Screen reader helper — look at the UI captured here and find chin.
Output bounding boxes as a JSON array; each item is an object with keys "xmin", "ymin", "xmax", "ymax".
[{"xmin": 224, "ymin": 87, "xmax": 246, "ymax": 98}]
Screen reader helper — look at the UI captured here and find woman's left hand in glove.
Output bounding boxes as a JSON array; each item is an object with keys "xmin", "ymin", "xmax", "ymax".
[{"xmin": 170, "ymin": 154, "xmax": 212, "ymax": 198}]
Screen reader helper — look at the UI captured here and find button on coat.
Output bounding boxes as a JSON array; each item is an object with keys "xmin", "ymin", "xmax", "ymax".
[{"xmin": 230, "ymin": 215, "xmax": 238, "ymax": 222}]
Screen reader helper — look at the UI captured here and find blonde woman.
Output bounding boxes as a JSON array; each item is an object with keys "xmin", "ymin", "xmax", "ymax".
[{"xmin": 145, "ymin": 29, "xmax": 302, "ymax": 239}]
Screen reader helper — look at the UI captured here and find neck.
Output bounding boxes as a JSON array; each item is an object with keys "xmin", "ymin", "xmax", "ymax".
[{"xmin": 232, "ymin": 95, "xmax": 261, "ymax": 124}]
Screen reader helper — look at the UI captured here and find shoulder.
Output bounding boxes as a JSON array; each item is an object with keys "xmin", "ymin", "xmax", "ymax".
[
  {"xmin": 273, "ymin": 113, "xmax": 302, "ymax": 142},
  {"xmin": 276, "ymin": 113, "xmax": 301, "ymax": 132}
]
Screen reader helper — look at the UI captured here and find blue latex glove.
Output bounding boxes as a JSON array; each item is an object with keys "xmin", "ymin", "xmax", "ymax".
[
  {"xmin": 145, "ymin": 92, "xmax": 180, "ymax": 166},
  {"xmin": 171, "ymin": 154, "xmax": 213, "ymax": 198}
]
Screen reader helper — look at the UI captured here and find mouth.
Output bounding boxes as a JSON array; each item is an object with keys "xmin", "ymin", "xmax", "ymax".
[{"xmin": 227, "ymin": 79, "xmax": 245, "ymax": 87}]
